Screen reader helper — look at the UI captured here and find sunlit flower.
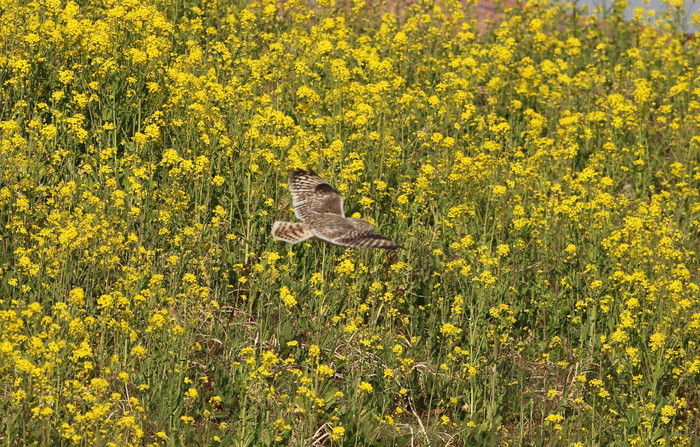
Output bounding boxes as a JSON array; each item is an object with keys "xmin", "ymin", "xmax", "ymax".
[{"xmin": 358, "ymin": 382, "xmax": 373, "ymax": 393}]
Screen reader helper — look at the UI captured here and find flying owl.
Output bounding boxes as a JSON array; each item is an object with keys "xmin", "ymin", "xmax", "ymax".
[{"xmin": 271, "ymin": 170, "xmax": 399, "ymax": 249}]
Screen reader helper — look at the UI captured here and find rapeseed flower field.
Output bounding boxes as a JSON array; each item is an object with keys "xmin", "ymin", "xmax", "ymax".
[{"xmin": 1, "ymin": 0, "xmax": 699, "ymax": 444}]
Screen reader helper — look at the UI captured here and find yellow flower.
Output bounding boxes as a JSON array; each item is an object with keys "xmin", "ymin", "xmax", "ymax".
[
  {"xmin": 358, "ymin": 382, "xmax": 373, "ymax": 393},
  {"xmin": 390, "ymin": 262, "xmax": 408, "ymax": 272},
  {"xmin": 359, "ymin": 196, "xmax": 374, "ymax": 207},
  {"xmin": 440, "ymin": 323, "xmax": 462, "ymax": 337},
  {"xmin": 41, "ymin": 124, "xmax": 58, "ymax": 139},
  {"xmin": 180, "ymin": 416, "xmax": 194, "ymax": 424},
  {"xmin": 335, "ymin": 259, "xmax": 355, "ymax": 275},
  {"xmin": 279, "ymin": 286, "xmax": 297, "ymax": 308},
  {"xmin": 316, "ymin": 364, "xmax": 334, "ymax": 377},
  {"xmin": 130, "ymin": 346, "xmax": 147, "ymax": 358},
  {"xmin": 545, "ymin": 413, "xmax": 564, "ymax": 424},
  {"xmin": 649, "ymin": 332, "xmax": 665, "ymax": 351},
  {"xmin": 331, "ymin": 425, "xmax": 345, "ymax": 440},
  {"xmin": 308, "ymin": 345, "xmax": 320, "ymax": 357},
  {"xmin": 660, "ymin": 405, "xmax": 676, "ymax": 424},
  {"xmin": 182, "ymin": 273, "xmax": 197, "ymax": 283},
  {"xmin": 492, "ymin": 185, "xmax": 507, "ymax": 196},
  {"xmin": 59, "ymin": 69, "xmax": 75, "ymax": 84},
  {"xmin": 310, "ymin": 273, "xmax": 323, "ymax": 284}
]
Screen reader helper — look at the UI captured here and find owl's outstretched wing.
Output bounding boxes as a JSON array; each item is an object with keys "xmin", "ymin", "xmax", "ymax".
[
  {"xmin": 288, "ymin": 170, "xmax": 344, "ymax": 222},
  {"xmin": 311, "ymin": 215, "xmax": 400, "ymax": 249},
  {"xmin": 271, "ymin": 221, "xmax": 315, "ymax": 244}
]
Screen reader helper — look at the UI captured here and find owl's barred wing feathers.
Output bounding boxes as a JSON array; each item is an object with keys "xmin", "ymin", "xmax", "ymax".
[
  {"xmin": 316, "ymin": 230, "xmax": 400, "ymax": 249},
  {"xmin": 310, "ymin": 215, "xmax": 400, "ymax": 249},
  {"xmin": 271, "ymin": 221, "xmax": 315, "ymax": 244},
  {"xmin": 288, "ymin": 170, "xmax": 344, "ymax": 221}
]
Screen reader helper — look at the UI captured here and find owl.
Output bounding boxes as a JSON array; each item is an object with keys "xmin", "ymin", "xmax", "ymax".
[{"xmin": 271, "ymin": 170, "xmax": 399, "ymax": 249}]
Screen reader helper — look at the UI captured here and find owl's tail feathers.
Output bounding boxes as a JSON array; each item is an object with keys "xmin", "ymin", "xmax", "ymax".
[{"xmin": 271, "ymin": 221, "xmax": 315, "ymax": 244}]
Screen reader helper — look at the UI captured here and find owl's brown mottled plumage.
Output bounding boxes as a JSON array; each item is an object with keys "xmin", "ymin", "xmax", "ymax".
[{"xmin": 272, "ymin": 170, "xmax": 399, "ymax": 249}]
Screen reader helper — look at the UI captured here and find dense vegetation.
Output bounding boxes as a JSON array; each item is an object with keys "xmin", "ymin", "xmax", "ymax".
[{"xmin": 1, "ymin": 0, "xmax": 699, "ymax": 444}]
